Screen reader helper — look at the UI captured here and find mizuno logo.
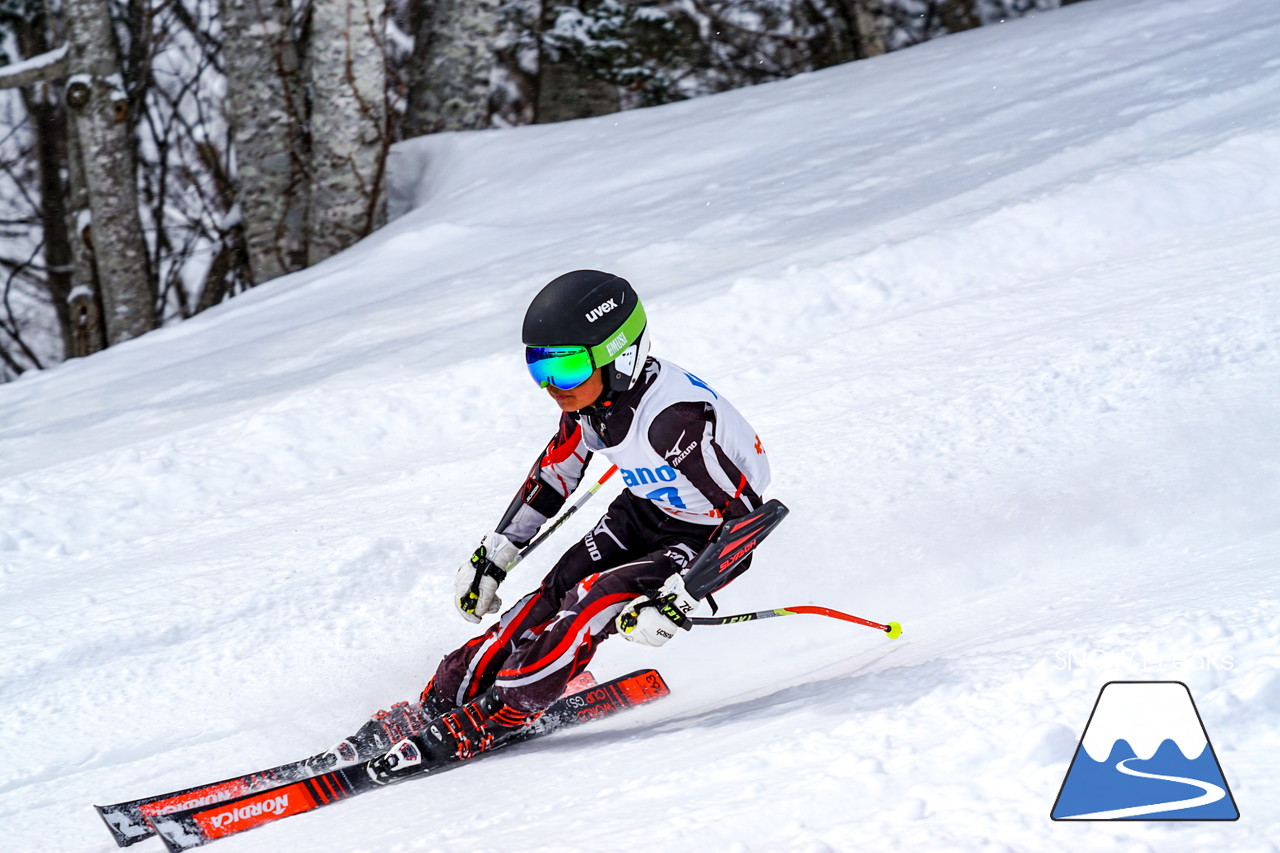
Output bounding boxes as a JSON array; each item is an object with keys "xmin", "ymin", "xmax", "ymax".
[
  {"xmin": 585, "ymin": 299, "xmax": 618, "ymax": 322},
  {"xmin": 665, "ymin": 431, "xmax": 697, "ymax": 465},
  {"xmin": 208, "ymin": 794, "xmax": 290, "ymax": 828}
]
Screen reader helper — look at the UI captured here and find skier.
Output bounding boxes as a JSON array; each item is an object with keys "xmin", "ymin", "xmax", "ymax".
[{"xmin": 345, "ymin": 270, "xmax": 771, "ymax": 779}]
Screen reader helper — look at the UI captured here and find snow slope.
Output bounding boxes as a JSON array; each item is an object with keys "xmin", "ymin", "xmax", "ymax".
[{"xmin": 3, "ymin": 0, "xmax": 1279, "ymax": 849}]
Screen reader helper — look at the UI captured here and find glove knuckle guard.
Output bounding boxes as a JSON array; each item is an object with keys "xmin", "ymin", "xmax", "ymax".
[{"xmin": 456, "ymin": 536, "xmax": 511, "ymax": 622}]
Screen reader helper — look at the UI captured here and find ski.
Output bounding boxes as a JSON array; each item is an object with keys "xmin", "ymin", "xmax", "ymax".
[
  {"xmin": 96, "ymin": 750, "xmax": 318, "ymax": 847},
  {"xmin": 127, "ymin": 669, "xmax": 667, "ymax": 850},
  {"xmin": 94, "ymin": 671, "xmax": 603, "ymax": 847}
]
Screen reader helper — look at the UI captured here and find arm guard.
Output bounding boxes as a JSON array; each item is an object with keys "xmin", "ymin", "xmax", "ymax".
[{"xmin": 495, "ymin": 414, "xmax": 592, "ymax": 545}]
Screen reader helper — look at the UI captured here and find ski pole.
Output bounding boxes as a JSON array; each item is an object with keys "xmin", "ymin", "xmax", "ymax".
[
  {"xmin": 512, "ymin": 464, "xmax": 619, "ymax": 565},
  {"xmin": 690, "ymin": 605, "xmax": 903, "ymax": 639},
  {"xmin": 461, "ymin": 465, "xmax": 619, "ymax": 617}
]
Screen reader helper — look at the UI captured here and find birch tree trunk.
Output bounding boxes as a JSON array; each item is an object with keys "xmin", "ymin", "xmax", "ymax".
[
  {"xmin": 219, "ymin": 0, "xmax": 309, "ymax": 284},
  {"xmin": 5, "ymin": 8, "xmax": 105, "ymax": 359},
  {"xmin": 61, "ymin": 0, "xmax": 157, "ymax": 345},
  {"xmin": 830, "ymin": 0, "xmax": 886, "ymax": 60},
  {"xmin": 307, "ymin": 0, "xmax": 389, "ymax": 264},
  {"xmin": 403, "ymin": 0, "xmax": 500, "ymax": 136},
  {"xmin": 64, "ymin": 123, "xmax": 108, "ymax": 357}
]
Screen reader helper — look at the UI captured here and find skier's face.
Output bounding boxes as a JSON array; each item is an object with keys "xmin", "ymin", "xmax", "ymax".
[{"xmin": 546, "ymin": 368, "xmax": 604, "ymax": 412}]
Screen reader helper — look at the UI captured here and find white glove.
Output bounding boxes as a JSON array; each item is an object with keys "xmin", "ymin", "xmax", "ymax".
[
  {"xmin": 615, "ymin": 573, "xmax": 699, "ymax": 647},
  {"xmin": 455, "ymin": 533, "xmax": 520, "ymax": 623}
]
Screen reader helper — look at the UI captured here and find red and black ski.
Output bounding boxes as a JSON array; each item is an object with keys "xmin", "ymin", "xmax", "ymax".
[
  {"xmin": 132, "ymin": 669, "xmax": 667, "ymax": 850},
  {"xmin": 95, "ymin": 751, "xmax": 317, "ymax": 846},
  {"xmin": 94, "ymin": 671, "xmax": 602, "ymax": 847}
]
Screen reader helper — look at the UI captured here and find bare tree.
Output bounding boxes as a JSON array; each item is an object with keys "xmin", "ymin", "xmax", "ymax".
[
  {"xmin": 1, "ymin": 1, "xmax": 112, "ymax": 363},
  {"xmin": 308, "ymin": 0, "xmax": 389, "ymax": 263},
  {"xmin": 62, "ymin": 120, "xmax": 108, "ymax": 356},
  {"xmin": 403, "ymin": 0, "xmax": 502, "ymax": 135},
  {"xmin": 3, "ymin": 2, "xmax": 105, "ymax": 362},
  {"xmin": 219, "ymin": 0, "xmax": 309, "ymax": 284},
  {"xmin": 61, "ymin": 0, "xmax": 156, "ymax": 344},
  {"xmin": 823, "ymin": 0, "xmax": 887, "ymax": 60}
]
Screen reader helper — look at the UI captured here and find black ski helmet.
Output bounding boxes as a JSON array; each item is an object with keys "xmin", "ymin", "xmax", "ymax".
[{"xmin": 523, "ymin": 270, "xmax": 650, "ymax": 395}]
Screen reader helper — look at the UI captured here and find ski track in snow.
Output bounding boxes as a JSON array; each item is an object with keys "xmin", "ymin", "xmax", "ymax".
[{"xmin": 2, "ymin": 0, "xmax": 1279, "ymax": 850}]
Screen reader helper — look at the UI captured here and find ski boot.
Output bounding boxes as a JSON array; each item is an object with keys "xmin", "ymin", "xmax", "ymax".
[
  {"xmin": 306, "ymin": 690, "xmax": 454, "ymax": 773},
  {"xmin": 367, "ymin": 692, "xmax": 543, "ymax": 784}
]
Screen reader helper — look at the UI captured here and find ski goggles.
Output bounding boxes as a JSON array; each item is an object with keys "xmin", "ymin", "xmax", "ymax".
[
  {"xmin": 525, "ymin": 302, "xmax": 647, "ymax": 390},
  {"xmin": 526, "ymin": 345, "xmax": 596, "ymax": 390}
]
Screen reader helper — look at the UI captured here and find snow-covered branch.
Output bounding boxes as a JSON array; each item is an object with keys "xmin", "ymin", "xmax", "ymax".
[{"xmin": 0, "ymin": 44, "xmax": 70, "ymax": 89}]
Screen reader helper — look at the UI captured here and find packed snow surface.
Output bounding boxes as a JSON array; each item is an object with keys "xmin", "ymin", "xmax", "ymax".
[{"xmin": 2, "ymin": 0, "xmax": 1278, "ymax": 849}]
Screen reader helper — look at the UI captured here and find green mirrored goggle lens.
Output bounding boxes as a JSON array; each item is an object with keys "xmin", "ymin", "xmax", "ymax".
[{"xmin": 526, "ymin": 345, "xmax": 595, "ymax": 390}]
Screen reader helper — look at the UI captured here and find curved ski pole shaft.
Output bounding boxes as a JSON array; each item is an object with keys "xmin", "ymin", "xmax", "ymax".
[
  {"xmin": 512, "ymin": 465, "xmax": 619, "ymax": 566},
  {"xmin": 690, "ymin": 605, "xmax": 903, "ymax": 638}
]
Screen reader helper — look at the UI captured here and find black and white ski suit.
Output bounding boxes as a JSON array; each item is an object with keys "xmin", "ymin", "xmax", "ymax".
[{"xmin": 426, "ymin": 357, "xmax": 771, "ymax": 712}]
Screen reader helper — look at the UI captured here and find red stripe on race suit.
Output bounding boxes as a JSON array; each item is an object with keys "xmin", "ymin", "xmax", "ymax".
[
  {"xmin": 497, "ymin": 592, "xmax": 635, "ymax": 679},
  {"xmin": 541, "ymin": 421, "xmax": 584, "ymax": 467},
  {"xmin": 465, "ymin": 594, "xmax": 542, "ymax": 702}
]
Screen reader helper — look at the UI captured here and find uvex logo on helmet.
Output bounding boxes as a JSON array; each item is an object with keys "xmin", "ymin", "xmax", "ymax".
[{"xmin": 585, "ymin": 298, "xmax": 618, "ymax": 322}]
